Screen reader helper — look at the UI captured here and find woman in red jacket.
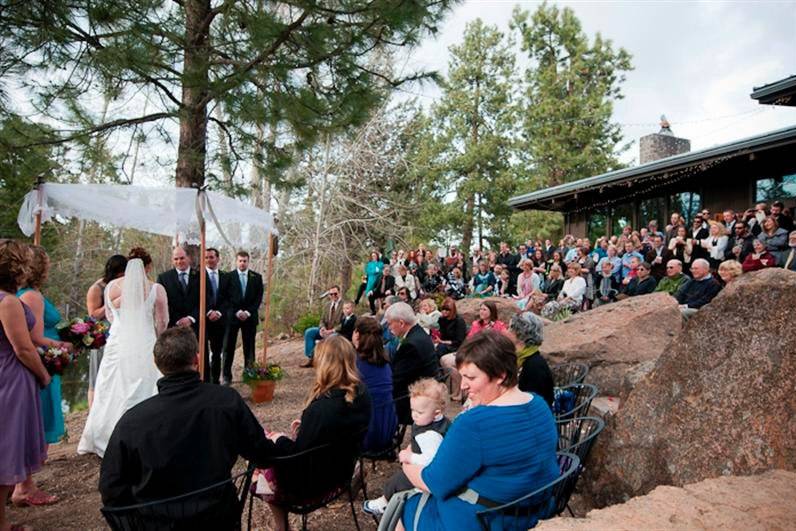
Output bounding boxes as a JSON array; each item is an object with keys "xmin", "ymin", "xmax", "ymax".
[{"xmin": 742, "ymin": 239, "xmax": 776, "ymax": 273}]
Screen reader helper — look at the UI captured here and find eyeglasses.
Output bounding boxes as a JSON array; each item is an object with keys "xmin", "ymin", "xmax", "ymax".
[
  {"xmin": 329, "ymin": 292, "xmax": 339, "ymax": 297},
  {"xmin": 666, "ymin": 266, "xmax": 676, "ymax": 269}
]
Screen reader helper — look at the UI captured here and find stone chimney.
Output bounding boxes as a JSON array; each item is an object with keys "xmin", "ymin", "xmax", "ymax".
[{"xmin": 639, "ymin": 115, "xmax": 690, "ymax": 164}]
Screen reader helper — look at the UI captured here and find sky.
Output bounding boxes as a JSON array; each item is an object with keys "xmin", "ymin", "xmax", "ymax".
[{"xmin": 399, "ymin": 0, "xmax": 796, "ymax": 165}]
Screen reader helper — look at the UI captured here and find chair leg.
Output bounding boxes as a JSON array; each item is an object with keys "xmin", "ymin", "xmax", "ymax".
[
  {"xmin": 567, "ymin": 504, "xmax": 575, "ymax": 517},
  {"xmin": 247, "ymin": 492, "xmax": 254, "ymax": 531},
  {"xmin": 348, "ymin": 486, "xmax": 361, "ymax": 531},
  {"xmin": 359, "ymin": 457, "xmax": 369, "ymax": 499},
  {"xmin": 300, "ymin": 513, "xmax": 307, "ymax": 531}
]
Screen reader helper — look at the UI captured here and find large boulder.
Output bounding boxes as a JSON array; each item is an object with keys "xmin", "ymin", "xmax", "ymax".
[
  {"xmin": 537, "ymin": 470, "xmax": 796, "ymax": 531},
  {"xmin": 540, "ymin": 292, "xmax": 681, "ymax": 396},
  {"xmin": 582, "ymin": 268, "xmax": 796, "ymax": 508},
  {"xmin": 455, "ymin": 296, "xmax": 520, "ymax": 327}
]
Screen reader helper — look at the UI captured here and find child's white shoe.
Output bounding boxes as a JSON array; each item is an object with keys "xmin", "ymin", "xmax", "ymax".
[{"xmin": 363, "ymin": 497, "xmax": 388, "ymax": 516}]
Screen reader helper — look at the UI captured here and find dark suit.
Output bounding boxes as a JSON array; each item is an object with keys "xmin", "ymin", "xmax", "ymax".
[
  {"xmin": 645, "ymin": 247, "xmax": 668, "ymax": 280},
  {"xmin": 392, "ymin": 324, "xmax": 439, "ymax": 425},
  {"xmin": 157, "ymin": 268, "xmax": 200, "ymax": 332},
  {"xmin": 337, "ymin": 314, "xmax": 356, "ymax": 342},
  {"xmin": 223, "ymin": 269, "xmax": 264, "ymax": 383},
  {"xmin": 205, "ymin": 268, "xmax": 231, "ymax": 384}
]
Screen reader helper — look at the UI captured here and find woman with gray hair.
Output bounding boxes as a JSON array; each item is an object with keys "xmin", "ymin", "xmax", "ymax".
[{"xmin": 507, "ymin": 312, "xmax": 554, "ymax": 408}]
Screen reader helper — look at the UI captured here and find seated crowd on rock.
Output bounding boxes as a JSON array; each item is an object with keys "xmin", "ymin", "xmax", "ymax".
[{"xmin": 341, "ymin": 201, "xmax": 795, "ymax": 321}]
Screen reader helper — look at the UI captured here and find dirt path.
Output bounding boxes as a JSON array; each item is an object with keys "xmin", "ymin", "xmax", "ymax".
[{"xmin": 7, "ymin": 338, "xmax": 416, "ymax": 530}]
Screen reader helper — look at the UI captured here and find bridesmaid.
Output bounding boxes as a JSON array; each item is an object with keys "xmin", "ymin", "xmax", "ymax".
[
  {"xmin": 0, "ymin": 240, "xmax": 52, "ymax": 528},
  {"xmin": 14, "ymin": 245, "xmax": 71, "ymax": 506}
]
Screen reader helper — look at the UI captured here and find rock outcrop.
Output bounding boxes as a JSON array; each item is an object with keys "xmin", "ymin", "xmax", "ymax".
[
  {"xmin": 582, "ymin": 268, "xmax": 796, "ymax": 508},
  {"xmin": 455, "ymin": 296, "xmax": 520, "ymax": 327},
  {"xmin": 538, "ymin": 470, "xmax": 796, "ymax": 531},
  {"xmin": 540, "ymin": 292, "xmax": 681, "ymax": 396}
]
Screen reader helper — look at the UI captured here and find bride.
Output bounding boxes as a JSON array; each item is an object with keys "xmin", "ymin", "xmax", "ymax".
[{"xmin": 78, "ymin": 247, "xmax": 168, "ymax": 457}]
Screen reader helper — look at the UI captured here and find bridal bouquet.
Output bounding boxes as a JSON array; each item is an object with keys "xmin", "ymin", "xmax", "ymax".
[
  {"xmin": 57, "ymin": 317, "xmax": 111, "ymax": 352},
  {"xmin": 37, "ymin": 346, "xmax": 78, "ymax": 376}
]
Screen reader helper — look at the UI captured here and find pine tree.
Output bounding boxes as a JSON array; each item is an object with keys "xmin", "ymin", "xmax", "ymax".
[
  {"xmin": 511, "ymin": 3, "xmax": 633, "ymax": 188},
  {"xmin": 420, "ymin": 19, "xmax": 518, "ymax": 253},
  {"xmin": 1, "ymin": 1, "xmax": 456, "ymax": 189}
]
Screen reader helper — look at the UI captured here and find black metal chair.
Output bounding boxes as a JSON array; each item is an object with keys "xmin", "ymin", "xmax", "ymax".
[
  {"xmin": 101, "ymin": 463, "xmax": 254, "ymax": 531},
  {"xmin": 551, "ymin": 362, "xmax": 589, "ymax": 388},
  {"xmin": 475, "ymin": 452, "xmax": 580, "ymax": 531},
  {"xmin": 248, "ymin": 441, "xmax": 362, "ymax": 531},
  {"xmin": 555, "ymin": 416, "xmax": 605, "ymax": 516},
  {"xmin": 553, "ymin": 383, "xmax": 598, "ymax": 421}
]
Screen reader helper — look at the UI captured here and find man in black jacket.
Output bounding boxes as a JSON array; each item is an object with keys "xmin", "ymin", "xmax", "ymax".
[
  {"xmin": 624, "ymin": 262, "xmax": 658, "ymax": 297},
  {"xmin": 100, "ymin": 328, "xmax": 276, "ymax": 519},
  {"xmin": 204, "ymin": 247, "xmax": 231, "ymax": 384},
  {"xmin": 724, "ymin": 220, "xmax": 755, "ymax": 262},
  {"xmin": 384, "ymin": 302, "xmax": 439, "ymax": 425},
  {"xmin": 157, "ymin": 246, "xmax": 200, "ymax": 333},
  {"xmin": 223, "ymin": 250, "xmax": 264, "ymax": 384},
  {"xmin": 676, "ymin": 259, "xmax": 722, "ymax": 319}
]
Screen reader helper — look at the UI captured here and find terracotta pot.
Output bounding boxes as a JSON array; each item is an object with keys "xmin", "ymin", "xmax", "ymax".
[{"xmin": 251, "ymin": 380, "xmax": 276, "ymax": 403}]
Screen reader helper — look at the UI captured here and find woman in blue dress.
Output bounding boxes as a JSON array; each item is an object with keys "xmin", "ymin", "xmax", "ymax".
[
  {"xmin": 399, "ymin": 330, "xmax": 559, "ymax": 531},
  {"xmin": 364, "ymin": 252, "xmax": 383, "ymax": 304},
  {"xmin": 353, "ymin": 316, "xmax": 398, "ymax": 453}
]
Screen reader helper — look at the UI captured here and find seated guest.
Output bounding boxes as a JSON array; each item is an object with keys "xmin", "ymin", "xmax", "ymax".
[
  {"xmin": 540, "ymin": 264, "xmax": 565, "ymax": 300},
  {"xmin": 757, "ymin": 217, "xmax": 790, "ymax": 265},
  {"xmin": 416, "ymin": 298, "xmax": 441, "ymax": 335},
  {"xmin": 302, "ymin": 285, "xmax": 343, "ymax": 368},
  {"xmin": 545, "ymin": 250, "xmax": 566, "ymax": 276},
  {"xmin": 700, "ymin": 221, "xmax": 729, "ymax": 270},
  {"xmin": 668, "ymin": 225, "xmax": 693, "ymax": 273},
  {"xmin": 467, "ymin": 300, "xmax": 507, "ymax": 338},
  {"xmin": 363, "ymin": 378, "xmax": 450, "ymax": 516},
  {"xmin": 621, "ymin": 262, "xmax": 657, "ymax": 298},
  {"xmin": 394, "ymin": 264, "xmax": 418, "ymax": 300},
  {"xmin": 542, "ymin": 262, "xmax": 586, "ymax": 318},
  {"xmin": 784, "ymin": 231, "xmax": 796, "ymax": 271},
  {"xmin": 771, "ymin": 200, "xmax": 794, "ymax": 232},
  {"xmin": 368, "ymin": 265, "xmax": 395, "ymax": 315},
  {"xmin": 645, "ymin": 235, "xmax": 668, "ymax": 280},
  {"xmin": 436, "ymin": 298, "xmax": 468, "ymax": 401},
  {"xmin": 593, "ymin": 259, "xmax": 620, "ymax": 307},
  {"xmin": 508, "ymin": 312, "xmax": 554, "ymax": 408},
  {"xmin": 724, "ymin": 220, "xmax": 755, "ymax": 262},
  {"xmin": 380, "ymin": 296, "xmax": 401, "ymax": 359},
  {"xmin": 338, "ymin": 301, "xmax": 357, "ymax": 342},
  {"xmin": 495, "ymin": 269, "xmax": 514, "ymax": 298},
  {"xmin": 620, "ymin": 241, "xmax": 643, "ymax": 279},
  {"xmin": 399, "ymin": 331, "xmax": 559, "ymax": 531},
  {"xmin": 445, "ymin": 267, "xmax": 467, "ymax": 300},
  {"xmin": 257, "ymin": 336, "xmax": 371, "ymax": 531},
  {"xmin": 514, "ymin": 259, "xmax": 541, "ymax": 310},
  {"xmin": 718, "ymin": 260, "xmax": 743, "ymax": 286},
  {"xmin": 421, "ymin": 264, "xmax": 446, "ymax": 297},
  {"xmin": 597, "ymin": 244, "xmax": 622, "ymax": 281},
  {"xmin": 100, "ymin": 328, "xmax": 277, "ymax": 515},
  {"xmin": 385, "ymin": 302, "xmax": 440, "ymax": 425},
  {"xmin": 742, "ymin": 238, "xmax": 777, "ymax": 273},
  {"xmin": 675, "ymin": 259, "xmax": 722, "ymax": 319},
  {"xmin": 471, "ymin": 261, "xmax": 496, "ymax": 297},
  {"xmin": 655, "ymin": 259, "xmax": 691, "ymax": 296},
  {"xmin": 352, "ymin": 317, "xmax": 398, "ymax": 454}
]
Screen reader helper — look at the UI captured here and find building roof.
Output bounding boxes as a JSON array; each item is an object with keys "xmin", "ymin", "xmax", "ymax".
[
  {"xmin": 751, "ymin": 75, "xmax": 796, "ymax": 106},
  {"xmin": 509, "ymin": 124, "xmax": 796, "ymax": 211}
]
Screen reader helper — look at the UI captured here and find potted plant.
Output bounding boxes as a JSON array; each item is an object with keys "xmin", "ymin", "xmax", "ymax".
[{"xmin": 243, "ymin": 362, "xmax": 285, "ymax": 403}]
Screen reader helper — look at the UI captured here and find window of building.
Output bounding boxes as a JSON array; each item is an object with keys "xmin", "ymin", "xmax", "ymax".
[
  {"xmin": 610, "ymin": 203, "xmax": 634, "ymax": 235},
  {"xmin": 669, "ymin": 192, "xmax": 701, "ymax": 223},
  {"xmin": 588, "ymin": 209, "xmax": 609, "ymax": 241},
  {"xmin": 639, "ymin": 197, "xmax": 666, "ymax": 227},
  {"xmin": 756, "ymin": 174, "xmax": 796, "ymax": 203}
]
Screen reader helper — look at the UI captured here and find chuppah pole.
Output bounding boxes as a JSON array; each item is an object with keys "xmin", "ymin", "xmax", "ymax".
[
  {"xmin": 197, "ymin": 195, "xmax": 208, "ymax": 381},
  {"xmin": 260, "ymin": 231, "xmax": 275, "ymax": 365},
  {"xmin": 33, "ymin": 177, "xmax": 44, "ymax": 245}
]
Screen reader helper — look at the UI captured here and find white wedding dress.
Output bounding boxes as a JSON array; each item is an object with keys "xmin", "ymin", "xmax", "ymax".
[{"xmin": 78, "ymin": 259, "xmax": 169, "ymax": 457}]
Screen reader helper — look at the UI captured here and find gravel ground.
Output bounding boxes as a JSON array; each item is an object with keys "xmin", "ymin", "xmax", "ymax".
[{"xmin": 6, "ymin": 337, "xmax": 465, "ymax": 530}]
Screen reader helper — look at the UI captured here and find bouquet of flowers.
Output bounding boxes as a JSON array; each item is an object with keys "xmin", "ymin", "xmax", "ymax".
[
  {"xmin": 37, "ymin": 345, "xmax": 78, "ymax": 376},
  {"xmin": 242, "ymin": 363, "xmax": 285, "ymax": 386},
  {"xmin": 57, "ymin": 317, "xmax": 111, "ymax": 352}
]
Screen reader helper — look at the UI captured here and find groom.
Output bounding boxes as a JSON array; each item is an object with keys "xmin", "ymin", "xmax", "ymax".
[
  {"xmin": 157, "ymin": 246, "xmax": 200, "ymax": 334},
  {"xmin": 222, "ymin": 250, "xmax": 263, "ymax": 385}
]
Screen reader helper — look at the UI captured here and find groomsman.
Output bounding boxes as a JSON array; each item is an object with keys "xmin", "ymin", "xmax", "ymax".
[
  {"xmin": 204, "ymin": 248, "xmax": 230, "ymax": 384},
  {"xmin": 157, "ymin": 246, "xmax": 200, "ymax": 333},
  {"xmin": 223, "ymin": 250, "xmax": 264, "ymax": 385}
]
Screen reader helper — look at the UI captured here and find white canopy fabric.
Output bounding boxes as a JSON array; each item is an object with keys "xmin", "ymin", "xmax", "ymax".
[{"xmin": 18, "ymin": 183, "xmax": 276, "ymax": 249}]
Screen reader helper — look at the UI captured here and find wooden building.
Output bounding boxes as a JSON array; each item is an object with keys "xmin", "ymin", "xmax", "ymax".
[{"xmin": 509, "ymin": 77, "xmax": 796, "ymax": 240}]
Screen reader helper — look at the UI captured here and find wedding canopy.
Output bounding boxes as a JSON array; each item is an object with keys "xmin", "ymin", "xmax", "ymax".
[{"xmin": 17, "ymin": 183, "xmax": 277, "ymax": 248}]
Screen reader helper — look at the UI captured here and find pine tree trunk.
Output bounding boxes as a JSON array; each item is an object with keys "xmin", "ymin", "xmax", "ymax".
[
  {"xmin": 461, "ymin": 193, "xmax": 475, "ymax": 255},
  {"xmin": 175, "ymin": 0, "xmax": 211, "ymax": 188},
  {"xmin": 307, "ymin": 135, "xmax": 331, "ymax": 307}
]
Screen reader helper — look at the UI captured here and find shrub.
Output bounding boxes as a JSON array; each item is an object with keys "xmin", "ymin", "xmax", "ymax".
[{"xmin": 293, "ymin": 311, "xmax": 320, "ymax": 333}]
